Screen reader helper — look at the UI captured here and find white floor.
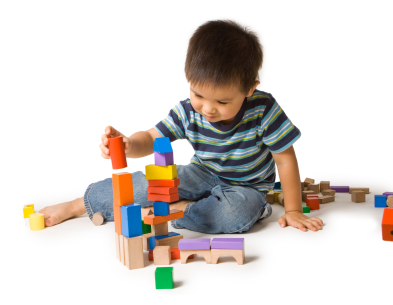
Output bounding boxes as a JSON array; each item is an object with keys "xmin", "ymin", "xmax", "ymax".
[{"xmin": 7, "ymin": 193, "xmax": 391, "ymax": 304}]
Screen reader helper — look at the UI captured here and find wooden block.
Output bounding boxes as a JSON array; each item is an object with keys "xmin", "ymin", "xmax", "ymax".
[
  {"xmin": 304, "ymin": 187, "xmax": 308, "ymax": 191},
  {"xmin": 154, "ymin": 151, "xmax": 174, "ymax": 166},
  {"xmin": 124, "ymin": 236, "xmax": 144, "ymax": 270},
  {"xmin": 375, "ymin": 195, "xmax": 387, "ymax": 208},
  {"xmin": 23, "ymin": 204, "xmax": 34, "ymax": 218},
  {"xmin": 112, "ymin": 172, "xmax": 134, "ymax": 206},
  {"xmin": 148, "ymin": 193, "xmax": 179, "ymax": 203},
  {"xmin": 382, "ymin": 208, "xmax": 393, "ymax": 241},
  {"xmin": 153, "ymin": 137, "xmax": 173, "ymax": 153},
  {"xmin": 144, "ymin": 209, "xmax": 184, "ymax": 225},
  {"xmin": 304, "ymin": 178, "xmax": 315, "ymax": 187},
  {"xmin": 322, "ymin": 189, "xmax": 336, "ymax": 196},
  {"xmin": 349, "ymin": 188, "xmax": 370, "ymax": 194},
  {"xmin": 142, "ymin": 233, "xmax": 154, "ymax": 251},
  {"xmin": 308, "ymin": 184, "xmax": 320, "ymax": 194},
  {"xmin": 115, "ymin": 233, "xmax": 120, "ymax": 261},
  {"xmin": 319, "ymin": 195, "xmax": 335, "ymax": 204},
  {"xmin": 148, "ymin": 186, "xmax": 178, "ymax": 195},
  {"xmin": 351, "ymin": 191, "xmax": 365, "ymax": 203},
  {"xmin": 141, "ymin": 208, "xmax": 154, "ymax": 219},
  {"xmin": 119, "ymin": 234, "xmax": 125, "ymax": 265},
  {"xmin": 387, "ymin": 196, "xmax": 393, "ymax": 208},
  {"xmin": 113, "ymin": 204, "xmax": 122, "ymax": 235},
  {"xmin": 266, "ymin": 191, "xmax": 274, "ymax": 205},
  {"xmin": 92, "ymin": 212, "xmax": 104, "ymax": 226},
  {"xmin": 156, "ymin": 234, "xmax": 183, "ymax": 249},
  {"xmin": 108, "ymin": 136, "xmax": 127, "ymax": 170},
  {"xmin": 149, "ymin": 248, "xmax": 194, "ymax": 261},
  {"xmin": 274, "ymin": 191, "xmax": 282, "ymax": 203},
  {"xmin": 211, "ymin": 248, "xmax": 245, "ymax": 265},
  {"xmin": 29, "ymin": 213, "xmax": 45, "ymax": 231},
  {"xmin": 278, "ymin": 193, "xmax": 285, "ymax": 206},
  {"xmin": 330, "ymin": 186, "xmax": 350, "ymax": 193},
  {"xmin": 320, "ymin": 181, "xmax": 330, "ymax": 192},
  {"xmin": 306, "ymin": 197, "xmax": 320, "ymax": 210},
  {"xmin": 180, "ymin": 250, "xmax": 211, "ymax": 264},
  {"xmin": 153, "ymin": 246, "xmax": 171, "ymax": 265},
  {"xmin": 152, "ymin": 222, "xmax": 169, "ymax": 236},
  {"xmin": 148, "ymin": 178, "xmax": 180, "ymax": 187},
  {"xmin": 145, "ymin": 164, "xmax": 177, "ymax": 180},
  {"xmin": 121, "ymin": 204, "xmax": 142, "ymax": 238},
  {"xmin": 301, "ymin": 182, "xmax": 304, "ymax": 193},
  {"xmin": 302, "ymin": 190, "xmax": 315, "ymax": 202},
  {"xmin": 155, "ymin": 267, "xmax": 173, "ymax": 289}
]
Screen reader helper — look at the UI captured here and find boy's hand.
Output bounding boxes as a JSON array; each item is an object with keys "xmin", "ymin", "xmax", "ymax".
[
  {"xmin": 99, "ymin": 126, "xmax": 131, "ymax": 159},
  {"xmin": 278, "ymin": 211, "xmax": 323, "ymax": 232}
]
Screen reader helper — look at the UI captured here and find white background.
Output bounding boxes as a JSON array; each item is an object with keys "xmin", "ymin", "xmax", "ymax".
[{"xmin": 1, "ymin": 0, "xmax": 393, "ymax": 303}]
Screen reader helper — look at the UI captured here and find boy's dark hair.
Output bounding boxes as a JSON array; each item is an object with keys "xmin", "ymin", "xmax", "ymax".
[{"xmin": 185, "ymin": 20, "xmax": 263, "ymax": 94}]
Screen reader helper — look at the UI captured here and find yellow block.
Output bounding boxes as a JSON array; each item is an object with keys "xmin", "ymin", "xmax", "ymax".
[
  {"xmin": 145, "ymin": 164, "xmax": 177, "ymax": 180},
  {"xmin": 23, "ymin": 204, "xmax": 35, "ymax": 218},
  {"xmin": 29, "ymin": 213, "xmax": 45, "ymax": 231},
  {"xmin": 274, "ymin": 190, "xmax": 282, "ymax": 203}
]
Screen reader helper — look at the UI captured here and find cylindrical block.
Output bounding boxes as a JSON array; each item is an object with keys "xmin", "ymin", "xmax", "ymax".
[
  {"xmin": 108, "ymin": 136, "xmax": 127, "ymax": 170},
  {"xmin": 29, "ymin": 213, "xmax": 45, "ymax": 231}
]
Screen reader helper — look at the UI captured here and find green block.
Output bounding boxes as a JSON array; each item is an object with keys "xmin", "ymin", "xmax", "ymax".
[
  {"xmin": 142, "ymin": 220, "xmax": 151, "ymax": 234},
  {"xmin": 155, "ymin": 267, "xmax": 173, "ymax": 289},
  {"xmin": 302, "ymin": 203, "xmax": 310, "ymax": 213}
]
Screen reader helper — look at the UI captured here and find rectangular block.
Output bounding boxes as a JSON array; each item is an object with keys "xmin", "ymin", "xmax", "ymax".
[
  {"xmin": 142, "ymin": 220, "xmax": 151, "ymax": 234},
  {"xmin": 302, "ymin": 190, "xmax": 315, "ymax": 202},
  {"xmin": 115, "ymin": 232, "xmax": 120, "ymax": 261},
  {"xmin": 304, "ymin": 178, "xmax": 315, "ymax": 187},
  {"xmin": 349, "ymin": 188, "xmax": 370, "ymax": 194},
  {"xmin": 154, "ymin": 151, "xmax": 174, "ymax": 166},
  {"xmin": 148, "ymin": 178, "xmax": 180, "ymax": 187},
  {"xmin": 266, "ymin": 191, "xmax": 274, "ymax": 205},
  {"xmin": 178, "ymin": 238, "xmax": 211, "ymax": 250},
  {"xmin": 211, "ymin": 238, "xmax": 244, "ymax": 250},
  {"xmin": 124, "ymin": 236, "xmax": 144, "ymax": 270},
  {"xmin": 148, "ymin": 186, "xmax": 179, "ymax": 195},
  {"xmin": 145, "ymin": 164, "xmax": 177, "ymax": 180},
  {"xmin": 149, "ymin": 248, "xmax": 194, "ymax": 261},
  {"xmin": 23, "ymin": 204, "xmax": 35, "ymax": 218},
  {"xmin": 149, "ymin": 232, "xmax": 180, "ymax": 250},
  {"xmin": 320, "ymin": 181, "xmax": 330, "ymax": 192},
  {"xmin": 153, "ymin": 246, "xmax": 171, "ymax": 265},
  {"xmin": 113, "ymin": 204, "xmax": 122, "ymax": 235},
  {"xmin": 308, "ymin": 184, "xmax": 320, "ymax": 194},
  {"xmin": 274, "ymin": 190, "xmax": 282, "ymax": 203},
  {"xmin": 351, "ymin": 191, "xmax": 365, "ymax": 203},
  {"xmin": 112, "ymin": 172, "xmax": 134, "ymax": 206},
  {"xmin": 153, "ymin": 201, "xmax": 170, "ymax": 216},
  {"xmin": 278, "ymin": 193, "xmax": 285, "ymax": 206},
  {"xmin": 330, "ymin": 186, "xmax": 350, "ymax": 193},
  {"xmin": 155, "ymin": 267, "xmax": 173, "ymax": 289},
  {"xmin": 152, "ymin": 222, "xmax": 169, "ymax": 236},
  {"xmin": 306, "ymin": 197, "xmax": 320, "ymax": 210},
  {"xmin": 119, "ymin": 234, "xmax": 125, "ymax": 265},
  {"xmin": 320, "ymin": 195, "xmax": 335, "ymax": 204},
  {"xmin": 382, "ymin": 208, "xmax": 393, "ymax": 241},
  {"xmin": 155, "ymin": 234, "xmax": 183, "ymax": 249},
  {"xmin": 322, "ymin": 189, "xmax": 336, "ymax": 196},
  {"xmin": 383, "ymin": 192, "xmax": 393, "ymax": 197},
  {"xmin": 121, "ymin": 204, "xmax": 142, "ymax": 238},
  {"xmin": 148, "ymin": 193, "xmax": 179, "ymax": 203},
  {"xmin": 144, "ymin": 209, "xmax": 184, "ymax": 225},
  {"xmin": 375, "ymin": 195, "xmax": 387, "ymax": 208},
  {"xmin": 302, "ymin": 203, "xmax": 310, "ymax": 213},
  {"xmin": 142, "ymin": 233, "xmax": 154, "ymax": 251}
]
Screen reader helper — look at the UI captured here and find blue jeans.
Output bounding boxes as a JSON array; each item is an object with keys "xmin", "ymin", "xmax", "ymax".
[{"xmin": 83, "ymin": 163, "xmax": 272, "ymax": 234}]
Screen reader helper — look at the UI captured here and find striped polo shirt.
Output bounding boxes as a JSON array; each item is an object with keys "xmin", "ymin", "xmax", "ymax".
[{"xmin": 154, "ymin": 89, "xmax": 301, "ymax": 192}]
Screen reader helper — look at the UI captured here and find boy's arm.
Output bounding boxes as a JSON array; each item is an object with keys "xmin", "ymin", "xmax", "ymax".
[
  {"xmin": 271, "ymin": 146, "xmax": 324, "ymax": 232},
  {"xmin": 125, "ymin": 128, "xmax": 162, "ymax": 158}
]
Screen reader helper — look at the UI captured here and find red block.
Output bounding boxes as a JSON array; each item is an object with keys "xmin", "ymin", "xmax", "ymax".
[
  {"xmin": 306, "ymin": 197, "xmax": 320, "ymax": 210},
  {"xmin": 148, "ymin": 178, "xmax": 180, "ymax": 187},
  {"xmin": 108, "ymin": 136, "xmax": 127, "ymax": 170},
  {"xmin": 382, "ymin": 208, "xmax": 393, "ymax": 241},
  {"xmin": 149, "ymin": 248, "xmax": 194, "ymax": 261},
  {"xmin": 144, "ymin": 209, "xmax": 184, "ymax": 225},
  {"xmin": 148, "ymin": 193, "xmax": 179, "ymax": 203},
  {"xmin": 148, "ymin": 186, "xmax": 178, "ymax": 195}
]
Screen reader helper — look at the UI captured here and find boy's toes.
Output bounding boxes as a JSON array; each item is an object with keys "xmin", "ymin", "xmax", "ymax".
[{"xmin": 45, "ymin": 215, "xmax": 61, "ymax": 227}]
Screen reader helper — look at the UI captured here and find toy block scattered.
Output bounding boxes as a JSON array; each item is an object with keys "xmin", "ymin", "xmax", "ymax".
[
  {"xmin": 143, "ymin": 209, "xmax": 184, "ymax": 225},
  {"xmin": 330, "ymin": 186, "xmax": 350, "ymax": 193},
  {"xmin": 375, "ymin": 195, "xmax": 387, "ymax": 208},
  {"xmin": 304, "ymin": 178, "xmax": 315, "ymax": 187},
  {"xmin": 121, "ymin": 204, "xmax": 142, "ymax": 238},
  {"xmin": 178, "ymin": 238, "xmax": 211, "ymax": 250},
  {"xmin": 148, "ymin": 178, "xmax": 180, "ymax": 187},
  {"xmin": 349, "ymin": 188, "xmax": 370, "ymax": 194},
  {"xmin": 149, "ymin": 232, "xmax": 181, "ymax": 250},
  {"xmin": 142, "ymin": 233, "xmax": 154, "ymax": 251},
  {"xmin": 115, "ymin": 232, "xmax": 120, "ymax": 261},
  {"xmin": 319, "ymin": 195, "xmax": 335, "ymax": 204},
  {"xmin": 112, "ymin": 173, "xmax": 134, "ymax": 206},
  {"xmin": 124, "ymin": 236, "xmax": 144, "ymax": 270},
  {"xmin": 29, "ymin": 213, "xmax": 45, "ymax": 231},
  {"xmin": 274, "ymin": 181, "xmax": 281, "ymax": 190},
  {"xmin": 266, "ymin": 191, "xmax": 274, "ymax": 204},
  {"xmin": 306, "ymin": 197, "xmax": 320, "ymax": 210},
  {"xmin": 180, "ymin": 250, "xmax": 212, "ymax": 264},
  {"xmin": 308, "ymin": 184, "xmax": 320, "ymax": 194},
  {"xmin": 153, "ymin": 246, "xmax": 171, "ymax": 265},
  {"xmin": 278, "ymin": 193, "xmax": 285, "ymax": 206},
  {"xmin": 322, "ymin": 189, "xmax": 336, "ymax": 196},
  {"xmin": 23, "ymin": 204, "xmax": 34, "ymax": 218},
  {"xmin": 145, "ymin": 164, "xmax": 177, "ymax": 180},
  {"xmin": 302, "ymin": 190, "xmax": 315, "ymax": 202},
  {"xmin": 149, "ymin": 248, "xmax": 194, "ymax": 261},
  {"xmin": 351, "ymin": 191, "xmax": 365, "ymax": 203},
  {"xmin": 302, "ymin": 203, "xmax": 310, "ymax": 213},
  {"xmin": 154, "ymin": 152, "xmax": 174, "ymax": 166},
  {"xmin": 155, "ymin": 267, "xmax": 173, "ymax": 289},
  {"xmin": 320, "ymin": 181, "xmax": 330, "ymax": 192},
  {"xmin": 211, "ymin": 249, "xmax": 244, "ymax": 265},
  {"xmin": 148, "ymin": 193, "xmax": 179, "ymax": 203},
  {"xmin": 211, "ymin": 238, "xmax": 244, "ymax": 250},
  {"xmin": 148, "ymin": 186, "xmax": 179, "ymax": 195},
  {"xmin": 113, "ymin": 204, "xmax": 122, "ymax": 235},
  {"xmin": 92, "ymin": 212, "xmax": 104, "ymax": 226},
  {"xmin": 274, "ymin": 190, "xmax": 282, "ymax": 203},
  {"xmin": 152, "ymin": 222, "xmax": 169, "ymax": 236},
  {"xmin": 153, "ymin": 137, "xmax": 173, "ymax": 153},
  {"xmin": 382, "ymin": 208, "xmax": 393, "ymax": 242},
  {"xmin": 387, "ymin": 196, "xmax": 393, "ymax": 208},
  {"xmin": 153, "ymin": 201, "xmax": 170, "ymax": 216},
  {"xmin": 382, "ymin": 192, "xmax": 393, "ymax": 197},
  {"xmin": 108, "ymin": 136, "xmax": 127, "ymax": 170}
]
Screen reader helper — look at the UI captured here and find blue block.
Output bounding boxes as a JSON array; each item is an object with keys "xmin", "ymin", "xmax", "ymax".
[
  {"xmin": 121, "ymin": 204, "xmax": 143, "ymax": 238},
  {"xmin": 153, "ymin": 201, "xmax": 170, "ymax": 216},
  {"xmin": 375, "ymin": 195, "xmax": 387, "ymax": 208},
  {"xmin": 149, "ymin": 232, "xmax": 180, "ymax": 250},
  {"xmin": 153, "ymin": 137, "xmax": 173, "ymax": 153},
  {"xmin": 274, "ymin": 181, "xmax": 281, "ymax": 190}
]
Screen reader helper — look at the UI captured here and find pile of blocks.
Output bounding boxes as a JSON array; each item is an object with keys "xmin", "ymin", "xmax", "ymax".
[{"xmin": 375, "ymin": 192, "xmax": 393, "ymax": 208}]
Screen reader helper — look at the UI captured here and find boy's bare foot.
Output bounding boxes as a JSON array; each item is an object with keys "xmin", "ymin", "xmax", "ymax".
[{"xmin": 39, "ymin": 197, "xmax": 86, "ymax": 227}]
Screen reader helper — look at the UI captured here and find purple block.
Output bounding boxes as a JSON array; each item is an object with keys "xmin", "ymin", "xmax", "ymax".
[
  {"xmin": 154, "ymin": 152, "xmax": 174, "ymax": 166},
  {"xmin": 383, "ymin": 192, "xmax": 393, "ymax": 197},
  {"xmin": 178, "ymin": 239, "xmax": 211, "ymax": 250},
  {"xmin": 330, "ymin": 186, "xmax": 350, "ymax": 193},
  {"xmin": 211, "ymin": 238, "xmax": 244, "ymax": 250}
]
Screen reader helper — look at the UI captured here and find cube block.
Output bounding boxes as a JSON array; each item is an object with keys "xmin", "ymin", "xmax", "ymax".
[
  {"xmin": 153, "ymin": 246, "xmax": 171, "ymax": 265},
  {"xmin": 306, "ymin": 197, "xmax": 320, "ymax": 210},
  {"xmin": 153, "ymin": 201, "xmax": 170, "ymax": 216},
  {"xmin": 375, "ymin": 195, "xmax": 387, "ymax": 208},
  {"xmin": 155, "ymin": 267, "xmax": 173, "ymax": 289},
  {"xmin": 302, "ymin": 203, "xmax": 310, "ymax": 213},
  {"xmin": 23, "ymin": 204, "xmax": 34, "ymax": 218},
  {"xmin": 121, "ymin": 204, "xmax": 142, "ymax": 238},
  {"xmin": 154, "ymin": 152, "xmax": 174, "ymax": 166},
  {"xmin": 382, "ymin": 208, "xmax": 393, "ymax": 242},
  {"xmin": 351, "ymin": 191, "xmax": 365, "ymax": 203}
]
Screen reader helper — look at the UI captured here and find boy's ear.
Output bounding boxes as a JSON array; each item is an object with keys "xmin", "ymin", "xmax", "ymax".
[{"xmin": 246, "ymin": 81, "xmax": 260, "ymax": 97}]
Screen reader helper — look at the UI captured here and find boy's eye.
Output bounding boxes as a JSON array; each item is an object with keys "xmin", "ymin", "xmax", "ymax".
[
  {"xmin": 195, "ymin": 94, "xmax": 202, "ymax": 98},
  {"xmin": 218, "ymin": 101, "xmax": 227, "ymax": 105}
]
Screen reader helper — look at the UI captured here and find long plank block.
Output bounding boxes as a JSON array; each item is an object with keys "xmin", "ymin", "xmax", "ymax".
[
  {"xmin": 145, "ymin": 164, "xmax": 177, "ymax": 180},
  {"xmin": 211, "ymin": 238, "xmax": 244, "ymax": 250},
  {"xmin": 156, "ymin": 235, "xmax": 183, "ymax": 249},
  {"xmin": 148, "ymin": 178, "xmax": 180, "ymax": 187},
  {"xmin": 178, "ymin": 238, "xmax": 211, "ymax": 250},
  {"xmin": 119, "ymin": 234, "xmax": 125, "ymax": 265},
  {"xmin": 349, "ymin": 188, "xmax": 370, "ymax": 194},
  {"xmin": 148, "ymin": 186, "xmax": 179, "ymax": 195},
  {"xmin": 330, "ymin": 186, "xmax": 350, "ymax": 193},
  {"xmin": 149, "ymin": 232, "xmax": 181, "ymax": 250},
  {"xmin": 148, "ymin": 193, "xmax": 179, "ymax": 203},
  {"xmin": 113, "ymin": 204, "xmax": 122, "ymax": 235},
  {"xmin": 144, "ymin": 209, "xmax": 184, "ymax": 225},
  {"xmin": 124, "ymin": 236, "xmax": 144, "ymax": 270},
  {"xmin": 115, "ymin": 232, "xmax": 120, "ymax": 261},
  {"xmin": 112, "ymin": 173, "xmax": 134, "ymax": 206}
]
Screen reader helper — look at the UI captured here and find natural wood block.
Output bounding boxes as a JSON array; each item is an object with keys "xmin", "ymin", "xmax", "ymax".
[
  {"xmin": 278, "ymin": 193, "xmax": 285, "ymax": 206},
  {"xmin": 119, "ymin": 234, "xmax": 125, "ymax": 265},
  {"xmin": 211, "ymin": 248, "xmax": 245, "ymax": 265},
  {"xmin": 141, "ymin": 208, "xmax": 154, "ymax": 220},
  {"xmin": 156, "ymin": 234, "xmax": 183, "ymax": 249},
  {"xmin": 142, "ymin": 233, "xmax": 154, "ymax": 251},
  {"xmin": 387, "ymin": 196, "xmax": 393, "ymax": 208},
  {"xmin": 351, "ymin": 191, "xmax": 366, "ymax": 203},
  {"xmin": 153, "ymin": 246, "xmax": 171, "ymax": 265},
  {"xmin": 149, "ymin": 248, "xmax": 194, "ymax": 261},
  {"xmin": 266, "ymin": 191, "xmax": 274, "ymax": 204},
  {"xmin": 92, "ymin": 212, "xmax": 104, "ymax": 226},
  {"xmin": 320, "ymin": 181, "xmax": 330, "ymax": 192},
  {"xmin": 115, "ymin": 232, "xmax": 120, "ymax": 261},
  {"xmin": 152, "ymin": 222, "xmax": 169, "ymax": 236},
  {"xmin": 302, "ymin": 190, "xmax": 315, "ymax": 202},
  {"xmin": 114, "ymin": 204, "xmax": 122, "ymax": 235},
  {"xmin": 124, "ymin": 236, "xmax": 144, "ymax": 270},
  {"xmin": 349, "ymin": 188, "xmax": 370, "ymax": 194},
  {"xmin": 274, "ymin": 191, "xmax": 282, "ymax": 203},
  {"xmin": 301, "ymin": 182, "xmax": 304, "ymax": 193},
  {"xmin": 307, "ymin": 184, "xmax": 320, "ymax": 194},
  {"xmin": 319, "ymin": 195, "xmax": 335, "ymax": 204},
  {"xmin": 180, "ymin": 250, "xmax": 211, "ymax": 264},
  {"xmin": 322, "ymin": 189, "xmax": 336, "ymax": 196},
  {"xmin": 304, "ymin": 178, "xmax": 315, "ymax": 187}
]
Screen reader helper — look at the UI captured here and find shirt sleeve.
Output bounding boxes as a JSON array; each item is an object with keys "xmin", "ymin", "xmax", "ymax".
[
  {"xmin": 261, "ymin": 95, "xmax": 301, "ymax": 153},
  {"xmin": 155, "ymin": 100, "xmax": 188, "ymax": 142}
]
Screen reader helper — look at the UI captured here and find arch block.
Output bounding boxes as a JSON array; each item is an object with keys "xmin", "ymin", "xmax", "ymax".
[
  {"xmin": 180, "ymin": 250, "xmax": 211, "ymax": 264},
  {"xmin": 211, "ymin": 249, "xmax": 244, "ymax": 265}
]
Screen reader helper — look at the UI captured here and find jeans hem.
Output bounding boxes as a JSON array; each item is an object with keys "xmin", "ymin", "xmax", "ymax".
[
  {"xmin": 171, "ymin": 201, "xmax": 195, "ymax": 229},
  {"xmin": 83, "ymin": 182, "xmax": 95, "ymax": 220}
]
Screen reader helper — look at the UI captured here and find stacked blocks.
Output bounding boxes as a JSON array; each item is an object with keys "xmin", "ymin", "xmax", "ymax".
[
  {"xmin": 382, "ymin": 208, "xmax": 393, "ymax": 242},
  {"xmin": 121, "ymin": 204, "xmax": 142, "ymax": 238},
  {"xmin": 155, "ymin": 267, "xmax": 173, "ymax": 289}
]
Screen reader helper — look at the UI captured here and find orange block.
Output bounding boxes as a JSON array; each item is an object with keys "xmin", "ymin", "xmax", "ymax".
[
  {"xmin": 148, "ymin": 193, "xmax": 179, "ymax": 203},
  {"xmin": 144, "ymin": 209, "xmax": 184, "ymax": 225},
  {"xmin": 148, "ymin": 178, "xmax": 180, "ymax": 187},
  {"xmin": 112, "ymin": 172, "xmax": 134, "ymax": 206},
  {"xmin": 114, "ymin": 204, "xmax": 122, "ymax": 235},
  {"xmin": 108, "ymin": 136, "xmax": 127, "ymax": 170},
  {"xmin": 149, "ymin": 248, "xmax": 194, "ymax": 261},
  {"xmin": 148, "ymin": 186, "xmax": 178, "ymax": 195},
  {"xmin": 306, "ymin": 197, "xmax": 320, "ymax": 210},
  {"xmin": 382, "ymin": 208, "xmax": 393, "ymax": 241}
]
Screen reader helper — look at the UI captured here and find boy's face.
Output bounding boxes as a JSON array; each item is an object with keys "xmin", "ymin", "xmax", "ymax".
[{"xmin": 190, "ymin": 82, "xmax": 258, "ymax": 125}]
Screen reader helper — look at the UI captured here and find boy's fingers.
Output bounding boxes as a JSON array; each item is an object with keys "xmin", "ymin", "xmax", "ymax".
[
  {"xmin": 309, "ymin": 219, "xmax": 323, "ymax": 230},
  {"xmin": 278, "ymin": 217, "xmax": 287, "ymax": 228},
  {"xmin": 101, "ymin": 152, "xmax": 110, "ymax": 159},
  {"xmin": 99, "ymin": 143, "xmax": 109, "ymax": 155},
  {"xmin": 304, "ymin": 221, "xmax": 318, "ymax": 232},
  {"xmin": 295, "ymin": 221, "xmax": 307, "ymax": 232}
]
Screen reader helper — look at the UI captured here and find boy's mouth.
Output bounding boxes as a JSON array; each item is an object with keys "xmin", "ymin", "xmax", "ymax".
[{"xmin": 203, "ymin": 113, "xmax": 217, "ymax": 120}]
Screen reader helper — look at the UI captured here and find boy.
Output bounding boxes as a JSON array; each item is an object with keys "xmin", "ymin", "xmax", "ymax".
[{"xmin": 40, "ymin": 20, "xmax": 323, "ymax": 233}]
